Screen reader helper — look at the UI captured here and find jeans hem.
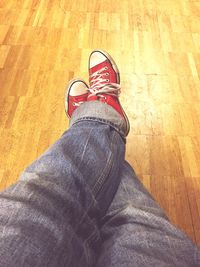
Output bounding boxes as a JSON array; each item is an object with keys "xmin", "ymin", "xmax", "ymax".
[
  {"xmin": 70, "ymin": 117, "xmax": 126, "ymax": 142},
  {"xmin": 69, "ymin": 101, "xmax": 128, "ymax": 138}
]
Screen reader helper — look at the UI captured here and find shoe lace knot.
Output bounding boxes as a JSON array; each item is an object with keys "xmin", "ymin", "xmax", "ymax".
[{"xmin": 89, "ymin": 67, "xmax": 121, "ymax": 98}]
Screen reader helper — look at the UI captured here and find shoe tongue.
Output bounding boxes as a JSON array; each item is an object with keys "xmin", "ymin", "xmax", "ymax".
[{"xmin": 90, "ymin": 60, "xmax": 108, "ymax": 74}]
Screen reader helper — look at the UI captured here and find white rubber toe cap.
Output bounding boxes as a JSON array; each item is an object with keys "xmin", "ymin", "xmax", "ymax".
[
  {"xmin": 69, "ymin": 80, "xmax": 88, "ymax": 96},
  {"xmin": 89, "ymin": 51, "xmax": 107, "ymax": 68}
]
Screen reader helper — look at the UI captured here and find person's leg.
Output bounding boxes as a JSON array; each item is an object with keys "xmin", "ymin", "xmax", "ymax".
[
  {"xmin": 96, "ymin": 161, "xmax": 200, "ymax": 267},
  {"xmin": 0, "ymin": 51, "xmax": 128, "ymax": 267},
  {"xmin": 0, "ymin": 109, "xmax": 126, "ymax": 267}
]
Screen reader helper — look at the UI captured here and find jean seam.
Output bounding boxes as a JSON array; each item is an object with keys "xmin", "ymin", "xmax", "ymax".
[
  {"xmin": 92, "ymin": 130, "xmax": 117, "ymax": 196},
  {"xmin": 70, "ymin": 130, "xmax": 118, "ymax": 264},
  {"xmin": 73, "ymin": 131, "xmax": 117, "ymax": 233}
]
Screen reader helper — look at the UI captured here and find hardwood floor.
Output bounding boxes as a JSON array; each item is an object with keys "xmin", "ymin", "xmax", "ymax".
[{"xmin": 0, "ymin": 0, "xmax": 200, "ymax": 245}]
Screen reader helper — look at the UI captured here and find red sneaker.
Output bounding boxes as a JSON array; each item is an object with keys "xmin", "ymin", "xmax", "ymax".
[
  {"xmin": 65, "ymin": 79, "xmax": 89, "ymax": 118},
  {"xmin": 88, "ymin": 50, "xmax": 130, "ymax": 135}
]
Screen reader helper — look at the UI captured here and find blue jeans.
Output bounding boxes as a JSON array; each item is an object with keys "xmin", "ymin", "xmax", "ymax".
[{"xmin": 0, "ymin": 101, "xmax": 199, "ymax": 267}]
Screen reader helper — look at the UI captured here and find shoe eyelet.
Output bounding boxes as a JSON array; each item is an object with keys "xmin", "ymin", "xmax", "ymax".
[
  {"xmin": 106, "ymin": 79, "xmax": 109, "ymax": 82},
  {"xmin": 104, "ymin": 67, "xmax": 108, "ymax": 70},
  {"xmin": 105, "ymin": 73, "xmax": 109, "ymax": 76}
]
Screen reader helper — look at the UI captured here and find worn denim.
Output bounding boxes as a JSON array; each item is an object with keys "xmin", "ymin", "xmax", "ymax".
[
  {"xmin": 0, "ymin": 101, "xmax": 199, "ymax": 267},
  {"xmin": 97, "ymin": 161, "xmax": 200, "ymax": 267}
]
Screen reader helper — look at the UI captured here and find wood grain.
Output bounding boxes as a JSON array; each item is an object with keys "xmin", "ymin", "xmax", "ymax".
[{"xmin": 0, "ymin": 0, "xmax": 200, "ymax": 246}]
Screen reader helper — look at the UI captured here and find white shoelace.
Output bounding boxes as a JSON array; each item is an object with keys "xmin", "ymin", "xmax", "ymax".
[{"xmin": 89, "ymin": 67, "xmax": 121, "ymax": 98}]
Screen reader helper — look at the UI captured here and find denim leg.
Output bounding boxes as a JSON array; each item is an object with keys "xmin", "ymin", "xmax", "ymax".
[
  {"xmin": 0, "ymin": 102, "xmax": 126, "ymax": 267},
  {"xmin": 96, "ymin": 161, "xmax": 200, "ymax": 267}
]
